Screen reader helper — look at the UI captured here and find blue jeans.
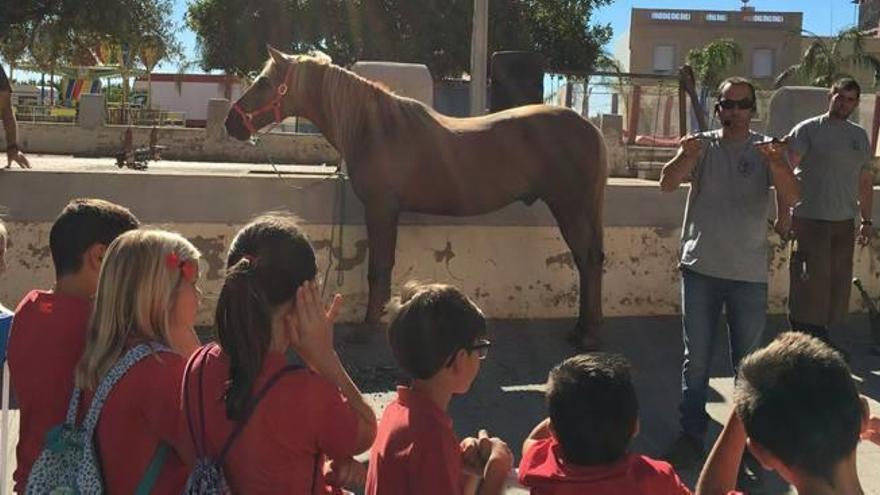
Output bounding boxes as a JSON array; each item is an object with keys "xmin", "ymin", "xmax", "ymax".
[{"xmin": 679, "ymin": 268, "xmax": 767, "ymax": 439}]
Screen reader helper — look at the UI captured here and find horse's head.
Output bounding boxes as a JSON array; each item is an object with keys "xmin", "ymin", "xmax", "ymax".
[{"xmin": 225, "ymin": 46, "xmax": 331, "ymax": 140}]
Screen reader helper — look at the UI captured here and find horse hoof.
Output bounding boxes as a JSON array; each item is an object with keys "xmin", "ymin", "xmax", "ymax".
[{"xmin": 566, "ymin": 329, "xmax": 602, "ymax": 352}]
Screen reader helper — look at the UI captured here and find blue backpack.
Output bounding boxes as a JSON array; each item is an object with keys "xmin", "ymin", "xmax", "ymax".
[
  {"xmin": 182, "ymin": 344, "xmax": 302, "ymax": 495},
  {"xmin": 25, "ymin": 343, "xmax": 171, "ymax": 495}
]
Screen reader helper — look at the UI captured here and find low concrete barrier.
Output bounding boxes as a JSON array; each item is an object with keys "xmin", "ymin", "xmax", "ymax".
[{"xmin": 1, "ymin": 168, "xmax": 879, "ymax": 326}]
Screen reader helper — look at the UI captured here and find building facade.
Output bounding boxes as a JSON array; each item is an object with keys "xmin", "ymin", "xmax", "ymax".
[{"xmin": 629, "ymin": 7, "xmax": 803, "ymax": 87}]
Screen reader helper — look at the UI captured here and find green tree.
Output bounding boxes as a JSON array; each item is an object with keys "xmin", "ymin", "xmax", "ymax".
[
  {"xmin": 186, "ymin": 0, "xmax": 613, "ymax": 78},
  {"xmin": 0, "ymin": 25, "xmax": 31, "ymax": 80},
  {"xmin": 686, "ymin": 39, "xmax": 743, "ymax": 120},
  {"xmin": 775, "ymin": 27, "xmax": 880, "ymax": 88}
]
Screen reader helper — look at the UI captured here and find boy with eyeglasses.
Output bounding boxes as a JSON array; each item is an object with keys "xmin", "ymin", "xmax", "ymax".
[
  {"xmin": 659, "ymin": 77, "xmax": 801, "ymax": 470},
  {"xmin": 366, "ymin": 282, "xmax": 513, "ymax": 495},
  {"xmin": 519, "ymin": 353, "xmax": 691, "ymax": 494}
]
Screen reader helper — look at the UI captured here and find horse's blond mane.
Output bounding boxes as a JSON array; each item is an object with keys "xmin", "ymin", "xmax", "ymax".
[{"xmin": 317, "ymin": 59, "xmax": 436, "ymax": 154}]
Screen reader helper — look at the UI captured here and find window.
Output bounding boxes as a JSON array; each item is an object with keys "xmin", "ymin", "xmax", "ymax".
[
  {"xmin": 706, "ymin": 13, "xmax": 728, "ymax": 22},
  {"xmin": 653, "ymin": 45, "xmax": 676, "ymax": 74},
  {"xmin": 744, "ymin": 14, "xmax": 784, "ymax": 23},
  {"xmin": 651, "ymin": 11, "xmax": 691, "ymax": 21},
  {"xmin": 752, "ymin": 48, "xmax": 774, "ymax": 78}
]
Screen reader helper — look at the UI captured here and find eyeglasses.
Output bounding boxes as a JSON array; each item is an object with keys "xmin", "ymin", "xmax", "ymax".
[
  {"xmin": 445, "ymin": 339, "xmax": 492, "ymax": 366},
  {"xmin": 718, "ymin": 98, "xmax": 754, "ymax": 110},
  {"xmin": 468, "ymin": 339, "xmax": 492, "ymax": 360}
]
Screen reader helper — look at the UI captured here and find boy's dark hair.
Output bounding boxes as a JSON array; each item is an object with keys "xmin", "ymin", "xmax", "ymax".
[
  {"xmin": 218, "ymin": 213, "xmax": 317, "ymax": 420},
  {"xmin": 49, "ymin": 199, "xmax": 139, "ymax": 277},
  {"xmin": 716, "ymin": 76, "xmax": 757, "ymax": 108},
  {"xmin": 547, "ymin": 353, "xmax": 638, "ymax": 466},
  {"xmin": 735, "ymin": 332, "xmax": 862, "ymax": 481},
  {"xmin": 831, "ymin": 77, "xmax": 861, "ymax": 97},
  {"xmin": 386, "ymin": 282, "xmax": 486, "ymax": 380}
]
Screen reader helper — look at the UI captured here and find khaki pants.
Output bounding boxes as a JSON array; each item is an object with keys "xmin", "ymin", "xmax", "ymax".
[{"xmin": 788, "ymin": 217, "xmax": 855, "ymax": 326}]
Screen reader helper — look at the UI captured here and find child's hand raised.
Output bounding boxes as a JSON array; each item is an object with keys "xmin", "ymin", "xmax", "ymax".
[
  {"xmin": 862, "ymin": 416, "xmax": 880, "ymax": 446},
  {"xmin": 286, "ymin": 280, "xmax": 343, "ymax": 372}
]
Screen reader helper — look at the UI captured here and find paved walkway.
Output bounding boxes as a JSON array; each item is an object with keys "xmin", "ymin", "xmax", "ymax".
[{"xmin": 3, "ymin": 315, "xmax": 879, "ymax": 494}]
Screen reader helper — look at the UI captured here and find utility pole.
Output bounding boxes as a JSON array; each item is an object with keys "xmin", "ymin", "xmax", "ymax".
[{"xmin": 470, "ymin": 0, "xmax": 488, "ymax": 116}]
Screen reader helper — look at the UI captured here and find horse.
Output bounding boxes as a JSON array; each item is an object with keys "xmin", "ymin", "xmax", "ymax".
[{"xmin": 225, "ymin": 47, "xmax": 607, "ymax": 349}]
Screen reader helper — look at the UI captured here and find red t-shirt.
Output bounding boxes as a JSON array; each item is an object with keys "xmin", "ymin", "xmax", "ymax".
[
  {"xmin": 518, "ymin": 437, "xmax": 692, "ymax": 495},
  {"xmin": 7, "ymin": 290, "xmax": 91, "ymax": 492},
  {"xmin": 183, "ymin": 344, "xmax": 360, "ymax": 494},
  {"xmin": 365, "ymin": 387, "xmax": 464, "ymax": 495},
  {"xmin": 80, "ymin": 349, "xmax": 190, "ymax": 494}
]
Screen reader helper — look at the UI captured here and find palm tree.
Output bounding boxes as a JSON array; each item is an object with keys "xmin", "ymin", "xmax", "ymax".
[
  {"xmin": 686, "ymin": 39, "xmax": 743, "ymax": 114},
  {"xmin": 775, "ymin": 27, "xmax": 880, "ymax": 88}
]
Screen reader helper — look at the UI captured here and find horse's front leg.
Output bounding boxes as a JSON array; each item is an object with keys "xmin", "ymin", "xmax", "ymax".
[{"xmin": 363, "ymin": 206, "xmax": 400, "ymax": 331}]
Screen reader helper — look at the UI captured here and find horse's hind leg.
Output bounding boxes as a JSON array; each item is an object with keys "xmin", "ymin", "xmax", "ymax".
[
  {"xmin": 362, "ymin": 206, "xmax": 400, "ymax": 334},
  {"xmin": 547, "ymin": 199, "xmax": 604, "ymax": 350}
]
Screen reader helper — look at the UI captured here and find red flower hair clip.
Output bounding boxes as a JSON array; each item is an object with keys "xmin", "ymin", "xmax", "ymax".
[{"xmin": 166, "ymin": 252, "xmax": 197, "ymax": 282}]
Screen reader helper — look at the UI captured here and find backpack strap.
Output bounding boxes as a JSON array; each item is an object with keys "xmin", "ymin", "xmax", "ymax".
[
  {"xmin": 63, "ymin": 386, "xmax": 82, "ymax": 427},
  {"xmin": 216, "ymin": 362, "xmax": 303, "ymax": 462},
  {"xmin": 183, "ymin": 343, "xmax": 303, "ymax": 463},
  {"xmin": 133, "ymin": 443, "xmax": 169, "ymax": 495},
  {"xmin": 182, "ymin": 344, "xmax": 214, "ymax": 458},
  {"xmin": 81, "ymin": 343, "xmax": 170, "ymax": 436}
]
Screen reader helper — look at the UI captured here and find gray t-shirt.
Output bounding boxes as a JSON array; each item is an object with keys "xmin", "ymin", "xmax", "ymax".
[
  {"xmin": 787, "ymin": 114, "xmax": 872, "ymax": 221},
  {"xmin": 680, "ymin": 130, "xmax": 772, "ymax": 283}
]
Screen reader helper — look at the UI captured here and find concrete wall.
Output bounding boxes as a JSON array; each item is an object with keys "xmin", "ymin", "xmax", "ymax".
[
  {"xmin": 2, "ymin": 97, "xmax": 340, "ymax": 165},
  {"xmin": 3, "ymin": 170, "xmax": 880, "ymax": 327}
]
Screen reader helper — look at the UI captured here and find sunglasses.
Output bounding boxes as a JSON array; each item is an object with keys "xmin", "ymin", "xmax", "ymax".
[
  {"xmin": 717, "ymin": 98, "xmax": 754, "ymax": 110},
  {"xmin": 445, "ymin": 339, "xmax": 492, "ymax": 366}
]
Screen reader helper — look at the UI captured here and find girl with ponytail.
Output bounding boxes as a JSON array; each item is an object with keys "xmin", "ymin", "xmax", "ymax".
[{"xmin": 183, "ymin": 214, "xmax": 376, "ymax": 494}]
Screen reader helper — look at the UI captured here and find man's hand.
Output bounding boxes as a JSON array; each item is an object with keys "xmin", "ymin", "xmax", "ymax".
[
  {"xmin": 755, "ymin": 137, "xmax": 789, "ymax": 168},
  {"xmin": 5, "ymin": 148, "xmax": 29, "ymax": 169},
  {"xmin": 858, "ymin": 222, "xmax": 874, "ymax": 246},
  {"xmin": 773, "ymin": 216, "xmax": 792, "ymax": 240},
  {"xmin": 679, "ymin": 134, "xmax": 703, "ymax": 159}
]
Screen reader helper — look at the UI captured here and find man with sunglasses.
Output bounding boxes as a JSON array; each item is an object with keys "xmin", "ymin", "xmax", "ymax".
[
  {"xmin": 777, "ymin": 78, "xmax": 874, "ymax": 348},
  {"xmin": 659, "ymin": 77, "xmax": 800, "ymax": 470}
]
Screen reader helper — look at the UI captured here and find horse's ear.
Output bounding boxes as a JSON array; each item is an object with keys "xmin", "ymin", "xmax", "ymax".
[{"xmin": 267, "ymin": 45, "xmax": 287, "ymax": 64}]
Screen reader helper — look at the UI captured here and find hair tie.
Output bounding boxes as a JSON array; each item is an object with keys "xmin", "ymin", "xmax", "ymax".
[{"xmin": 166, "ymin": 252, "xmax": 197, "ymax": 282}]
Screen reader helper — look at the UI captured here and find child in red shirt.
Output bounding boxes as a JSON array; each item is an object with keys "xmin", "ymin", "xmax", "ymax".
[
  {"xmin": 519, "ymin": 353, "xmax": 691, "ymax": 495},
  {"xmin": 697, "ymin": 332, "xmax": 880, "ymax": 495},
  {"xmin": 7, "ymin": 199, "xmax": 138, "ymax": 492},
  {"xmin": 366, "ymin": 282, "xmax": 514, "ymax": 495},
  {"xmin": 71, "ymin": 229, "xmax": 202, "ymax": 494},
  {"xmin": 183, "ymin": 214, "xmax": 376, "ymax": 494}
]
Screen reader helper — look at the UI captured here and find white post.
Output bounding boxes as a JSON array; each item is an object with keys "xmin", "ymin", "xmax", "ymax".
[{"xmin": 470, "ymin": 0, "xmax": 489, "ymax": 116}]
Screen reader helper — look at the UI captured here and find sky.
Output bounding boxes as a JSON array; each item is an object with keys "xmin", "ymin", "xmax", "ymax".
[{"xmin": 161, "ymin": 0, "xmax": 860, "ymax": 73}]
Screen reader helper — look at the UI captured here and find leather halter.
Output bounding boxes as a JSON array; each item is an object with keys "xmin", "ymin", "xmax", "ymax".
[{"xmin": 231, "ymin": 64, "xmax": 294, "ymax": 135}]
